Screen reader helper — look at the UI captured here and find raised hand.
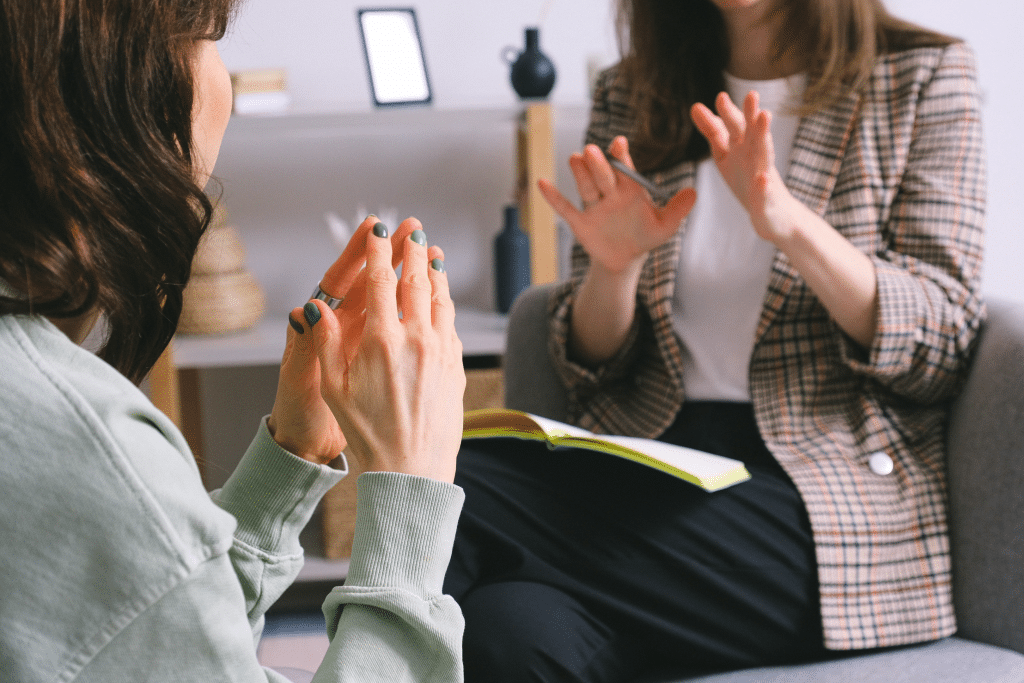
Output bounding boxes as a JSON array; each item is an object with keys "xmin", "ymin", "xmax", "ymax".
[
  {"xmin": 267, "ymin": 216, "xmax": 445, "ymax": 466},
  {"xmin": 267, "ymin": 215, "xmax": 392, "ymax": 465},
  {"xmin": 692, "ymin": 90, "xmax": 880, "ymax": 348},
  {"xmin": 690, "ymin": 90, "xmax": 796, "ymax": 243},
  {"xmin": 538, "ymin": 135, "xmax": 696, "ymax": 274},
  {"xmin": 268, "ymin": 312, "xmax": 349, "ymax": 465},
  {"xmin": 306, "ymin": 218, "xmax": 465, "ymax": 483}
]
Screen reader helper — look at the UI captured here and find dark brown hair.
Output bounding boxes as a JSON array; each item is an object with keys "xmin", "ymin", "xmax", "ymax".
[
  {"xmin": 0, "ymin": 0, "xmax": 237, "ymax": 383},
  {"xmin": 617, "ymin": 0, "xmax": 957, "ymax": 173}
]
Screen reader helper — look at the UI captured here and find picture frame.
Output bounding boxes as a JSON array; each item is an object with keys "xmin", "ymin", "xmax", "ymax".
[{"xmin": 357, "ymin": 8, "xmax": 433, "ymax": 107}]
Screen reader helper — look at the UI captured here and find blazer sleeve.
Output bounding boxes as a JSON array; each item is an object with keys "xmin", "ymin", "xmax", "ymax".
[
  {"xmin": 837, "ymin": 42, "xmax": 986, "ymax": 404},
  {"xmin": 548, "ymin": 67, "xmax": 648, "ymax": 401}
]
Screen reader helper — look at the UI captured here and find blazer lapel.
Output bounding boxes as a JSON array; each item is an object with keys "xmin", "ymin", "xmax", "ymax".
[{"xmin": 755, "ymin": 88, "xmax": 864, "ymax": 341}]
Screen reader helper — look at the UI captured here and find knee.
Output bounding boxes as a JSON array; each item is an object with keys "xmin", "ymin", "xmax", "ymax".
[{"xmin": 459, "ymin": 582, "xmax": 611, "ymax": 683}]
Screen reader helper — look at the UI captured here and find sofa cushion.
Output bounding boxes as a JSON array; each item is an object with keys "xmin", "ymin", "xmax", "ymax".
[
  {"xmin": 645, "ymin": 637, "xmax": 1024, "ymax": 683},
  {"xmin": 947, "ymin": 297, "xmax": 1024, "ymax": 654}
]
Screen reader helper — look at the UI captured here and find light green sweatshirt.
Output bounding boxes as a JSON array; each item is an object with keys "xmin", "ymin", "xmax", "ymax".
[{"xmin": 0, "ymin": 313, "xmax": 465, "ymax": 682}]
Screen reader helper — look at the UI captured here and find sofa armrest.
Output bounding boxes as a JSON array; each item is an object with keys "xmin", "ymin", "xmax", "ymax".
[
  {"xmin": 503, "ymin": 284, "xmax": 569, "ymax": 422},
  {"xmin": 947, "ymin": 297, "xmax": 1024, "ymax": 654}
]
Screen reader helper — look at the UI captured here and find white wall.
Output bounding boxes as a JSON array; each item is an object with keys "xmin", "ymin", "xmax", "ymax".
[
  {"xmin": 885, "ymin": 0, "xmax": 1023, "ymax": 302},
  {"xmin": 219, "ymin": 0, "xmax": 619, "ymax": 111},
  {"xmin": 215, "ymin": 1, "xmax": 618, "ymax": 316}
]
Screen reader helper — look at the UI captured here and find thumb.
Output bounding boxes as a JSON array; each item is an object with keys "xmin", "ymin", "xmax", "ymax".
[
  {"xmin": 537, "ymin": 177, "xmax": 582, "ymax": 226},
  {"xmin": 279, "ymin": 307, "xmax": 318, "ymax": 384},
  {"xmin": 284, "ymin": 306, "xmax": 316, "ymax": 361},
  {"xmin": 303, "ymin": 299, "xmax": 346, "ymax": 393},
  {"xmin": 657, "ymin": 187, "xmax": 697, "ymax": 228}
]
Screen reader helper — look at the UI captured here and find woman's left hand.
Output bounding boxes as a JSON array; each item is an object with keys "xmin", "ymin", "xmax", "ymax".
[
  {"xmin": 268, "ymin": 306, "xmax": 348, "ymax": 465},
  {"xmin": 267, "ymin": 217, "xmax": 389, "ymax": 464},
  {"xmin": 691, "ymin": 91, "xmax": 798, "ymax": 244},
  {"xmin": 693, "ymin": 90, "xmax": 880, "ymax": 348}
]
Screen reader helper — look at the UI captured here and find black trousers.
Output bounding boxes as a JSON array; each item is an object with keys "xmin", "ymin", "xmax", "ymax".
[{"xmin": 444, "ymin": 402, "xmax": 829, "ymax": 682}]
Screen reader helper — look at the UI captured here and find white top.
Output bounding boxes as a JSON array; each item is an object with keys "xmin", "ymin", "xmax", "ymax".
[{"xmin": 672, "ymin": 72, "xmax": 807, "ymax": 401}]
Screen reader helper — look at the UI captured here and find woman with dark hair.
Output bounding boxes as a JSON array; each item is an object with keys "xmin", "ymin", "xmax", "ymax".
[
  {"xmin": 445, "ymin": 0, "xmax": 985, "ymax": 680},
  {"xmin": 0, "ymin": 1, "xmax": 466, "ymax": 681}
]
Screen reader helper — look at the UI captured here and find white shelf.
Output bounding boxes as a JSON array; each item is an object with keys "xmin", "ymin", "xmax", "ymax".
[
  {"xmin": 174, "ymin": 307, "xmax": 507, "ymax": 369},
  {"xmin": 223, "ymin": 104, "xmax": 589, "ymax": 138}
]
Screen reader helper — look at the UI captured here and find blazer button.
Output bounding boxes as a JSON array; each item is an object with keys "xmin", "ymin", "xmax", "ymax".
[{"xmin": 869, "ymin": 451, "xmax": 894, "ymax": 476}]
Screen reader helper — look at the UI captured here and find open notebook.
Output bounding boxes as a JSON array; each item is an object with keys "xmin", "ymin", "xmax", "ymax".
[{"xmin": 463, "ymin": 409, "xmax": 751, "ymax": 492}]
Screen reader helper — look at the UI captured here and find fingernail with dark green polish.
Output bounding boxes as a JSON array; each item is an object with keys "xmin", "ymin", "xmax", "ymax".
[
  {"xmin": 372, "ymin": 222, "xmax": 388, "ymax": 238},
  {"xmin": 431, "ymin": 258, "xmax": 445, "ymax": 273},
  {"xmin": 303, "ymin": 302, "xmax": 322, "ymax": 328},
  {"xmin": 288, "ymin": 315, "xmax": 304, "ymax": 335},
  {"xmin": 410, "ymin": 229, "xmax": 426, "ymax": 246}
]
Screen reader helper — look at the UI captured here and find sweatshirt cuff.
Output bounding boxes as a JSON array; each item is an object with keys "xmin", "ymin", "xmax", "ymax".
[
  {"xmin": 212, "ymin": 417, "xmax": 347, "ymax": 553},
  {"xmin": 344, "ymin": 472, "xmax": 465, "ymax": 597}
]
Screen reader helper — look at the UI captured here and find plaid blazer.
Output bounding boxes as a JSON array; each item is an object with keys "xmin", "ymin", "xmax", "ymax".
[{"xmin": 548, "ymin": 42, "xmax": 986, "ymax": 650}]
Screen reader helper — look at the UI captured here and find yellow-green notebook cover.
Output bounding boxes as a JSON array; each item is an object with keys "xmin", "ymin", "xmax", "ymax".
[{"xmin": 463, "ymin": 409, "xmax": 751, "ymax": 492}]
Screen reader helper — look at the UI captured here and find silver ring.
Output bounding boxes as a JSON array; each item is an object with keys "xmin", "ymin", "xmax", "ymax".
[{"xmin": 310, "ymin": 284, "xmax": 343, "ymax": 310}]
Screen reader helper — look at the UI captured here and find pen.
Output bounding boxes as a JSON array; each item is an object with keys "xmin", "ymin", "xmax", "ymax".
[{"xmin": 605, "ymin": 156, "xmax": 667, "ymax": 201}]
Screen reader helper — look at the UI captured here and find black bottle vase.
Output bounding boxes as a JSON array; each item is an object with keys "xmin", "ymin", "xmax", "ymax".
[
  {"xmin": 503, "ymin": 27, "xmax": 556, "ymax": 99},
  {"xmin": 494, "ymin": 205, "xmax": 531, "ymax": 314}
]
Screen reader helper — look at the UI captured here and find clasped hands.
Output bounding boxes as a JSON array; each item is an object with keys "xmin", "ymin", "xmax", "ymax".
[
  {"xmin": 268, "ymin": 216, "xmax": 465, "ymax": 484},
  {"xmin": 538, "ymin": 90, "xmax": 800, "ymax": 273}
]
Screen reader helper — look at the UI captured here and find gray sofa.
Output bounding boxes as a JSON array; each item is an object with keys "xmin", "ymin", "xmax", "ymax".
[{"xmin": 504, "ymin": 284, "xmax": 1024, "ymax": 682}]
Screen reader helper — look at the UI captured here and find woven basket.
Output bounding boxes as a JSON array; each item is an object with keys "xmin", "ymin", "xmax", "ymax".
[
  {"xmin": 192, "ymin": 224, "xmax": 248, "ymax": 276},
  {"xmin": 178, "ymin": 270, "xmax": 265, "ymax": 335},
  {"xmin": 178, "ymin": 207, "xmax": 265, "ymax": 335}
]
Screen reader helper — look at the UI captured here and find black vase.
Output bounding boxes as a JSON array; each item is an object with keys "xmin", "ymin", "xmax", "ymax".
[
  {"xmin": 494, "ymin": 205, "xmax": 531, "ymax": 313},
  {"xmin": 504, "ymin": 27, "xmax": 556, "ymax": 99}
]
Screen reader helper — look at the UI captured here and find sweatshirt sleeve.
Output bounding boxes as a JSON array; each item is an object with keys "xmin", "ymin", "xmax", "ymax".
[
  {"xmin": 78, "ymin": 468, "xmax": 463, "ymax": 683},
  {"xmin": 313, "ymin": 472, "xmax": 466, "ymax": 683},
  {"xmin": 211, "ymin": 418, "xmax": 347, "ymax": 636}
]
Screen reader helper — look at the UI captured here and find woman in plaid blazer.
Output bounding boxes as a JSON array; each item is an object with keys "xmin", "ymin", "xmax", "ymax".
[{"xmin": 446, "ymin": 0, "xmax": 985, "ymax": 679}]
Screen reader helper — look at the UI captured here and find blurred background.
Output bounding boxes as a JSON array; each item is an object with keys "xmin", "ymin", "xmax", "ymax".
[{"xmin": 203, "ymin": 0, "xmax": 1023, "ymax": 670}]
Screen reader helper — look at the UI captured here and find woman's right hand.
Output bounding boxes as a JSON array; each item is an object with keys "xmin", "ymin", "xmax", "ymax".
[
  {"xmin": 537, "ymin": 136, "xmax": 697, "ymax": 366},
  {"xmin": 305, "ymin": 218, "xmax": 465, "ymax": 483},
  {"xmin": 538, "ymin": 135, "xmax": 696, "ymax": 274}
]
